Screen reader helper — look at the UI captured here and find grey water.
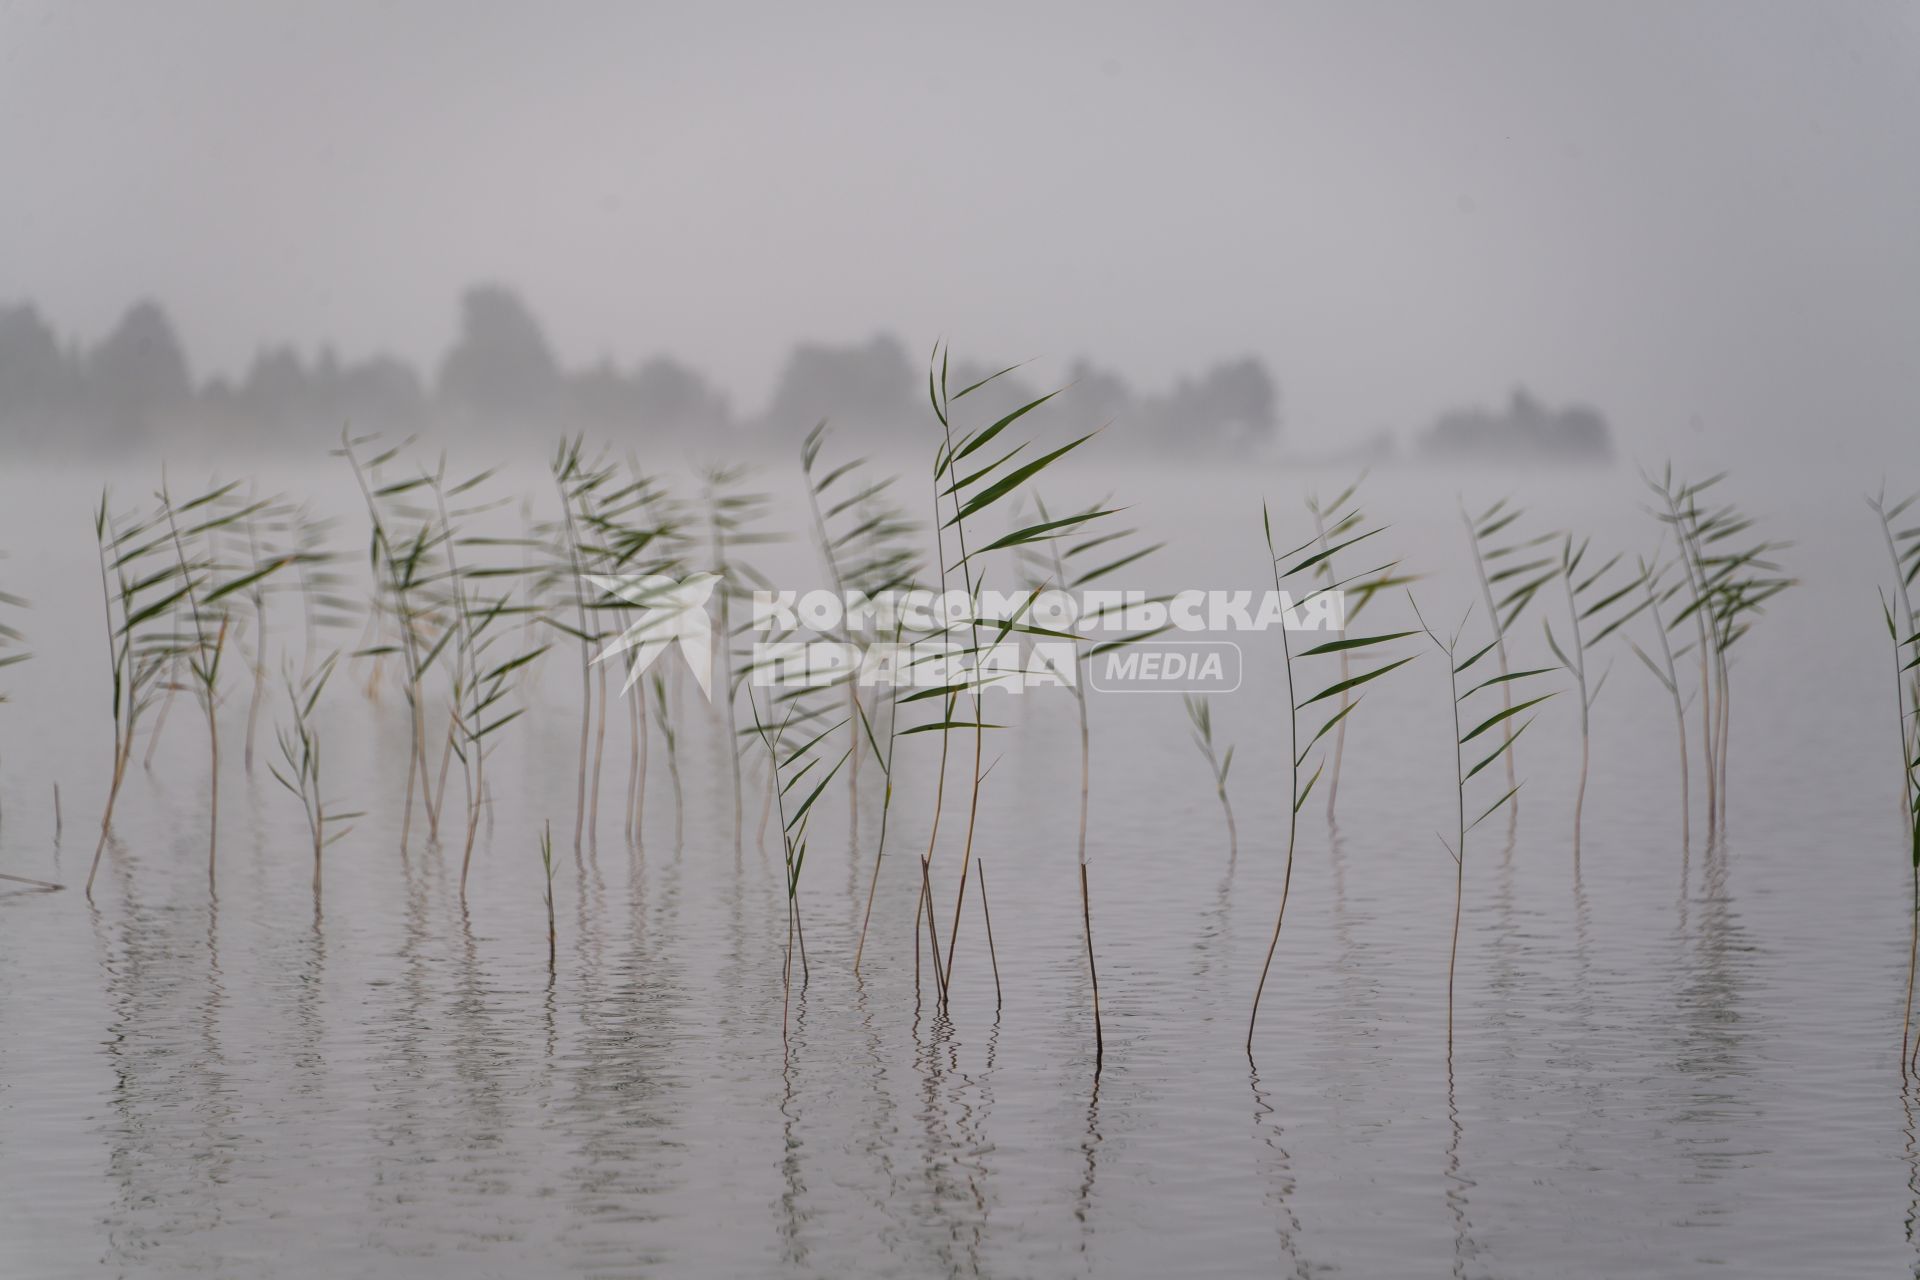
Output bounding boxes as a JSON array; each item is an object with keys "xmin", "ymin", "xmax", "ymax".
[{"xmin": 0, "ymin": 458, "xmax": 1914, "ymax": 1278}]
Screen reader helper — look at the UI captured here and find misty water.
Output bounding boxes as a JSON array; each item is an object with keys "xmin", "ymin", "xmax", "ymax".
[{"xmin": 1, "ymin": 457, "xmax": 1913, "ymax": 1278}]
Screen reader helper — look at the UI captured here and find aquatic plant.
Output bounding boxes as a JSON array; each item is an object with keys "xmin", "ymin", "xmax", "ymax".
[
  {"xmin": 700, "ymin": 463, "xmax": 781, "ymax": 858},
  {"xmin": 745, "ymin": 683, "xmax": 848, "ymax": 1038},
  {"xmin": 650, "ymin": 669, "xmax": 684, "ymax": 848},
  {"xmin": 539, "ymin": 819, "xmax": 557, "ymax": 967},
  {"xmin": 84, "ymin": 490, "xmax": 188, "ymax": 899},
  {"xmin": 800, "ymin": 421, "xmax": 918, "ymax": 872},
  {"xmin": 975, "ymin": 857, "xmax": 1003, "ymax": 1010},
  {"xmin": 1541, "ymin": 534, "xmax": 1648, "ymax": 856},
  {"xmin": 1459, "ymin": 499, "xmax": 1557, "ymax": 806},
  {"xmin": 1624, "ymin": 552, "xmax": 1695, "ymax": 847},
  {"xmin": 545, "ymin": 446, "xmax": 691, "ymax": 860},
  {"xmin": 850, "ymin": 607, "xmax": 913, "ymax": 977},
  {"xmin": 923, "ymin": 344, "xmax": 1104, "ymax": 1006},
  {"xmin": 1248, "ymin": 496, "xmax": 1416, "ymax": 1052},
  {"xmin": 0, "ymin": 560, "xmax": 25, "ymax": 704},
  {"xmin": 0, "ymin": 558, "xmax": 25, "ymax": 847},
  {"xmin": 1182, "ymin": 694, "xmax": 1238, "ymax": 858},
  {"xmin": 793, "ymin": 425, "xmax": 923, "ymax": 975},
  {"xmin": 1411, "ymin": 595, "xmax": 1554, "ymax": 1049},
  {"xmin": 1024, "ymin": 493, "xmax": 1164, "ymax": 1064},
  {"xmin": 1306, "ymin": 477, "xmax": 1415, "ymax": 821},
  {"xmin": 1883, "ymin": 595, "xmax": 1920, "ymax": 1071},
  {"xmin": 268, "ymin": 654, "xmax": 360, "ymax": 896},
  {"xmin": 577, "ymin": 458, "xmax": 687, "ymax": 851},
  {"xmin": 549, "ymin": 437, "xmax": 615, "ymax": 857},
  {"xmin": 1869, "ymin": 489, "xmax": 1920, "ymax": 1070},
  {"xmin": 157, "ymin": 477, "xmax": 294, "ymax": 888},
  {"xmin": 341, "ymin": 431, "xmax": 456, "ymax": 853},
  {"xmin": 236, "ymin": 489, "xmax": 295, "ymax": 773},
  {"xmin": 1646, "ymin": 467, "xmax": 1793, "ymax": 837},
  {"xmin": 1870, "ymin": 486, "xmax": 1920, "ymax": 795},
  {"xmin": 428, "ymin": 462, "xmax": 547, "ymax": 898}
]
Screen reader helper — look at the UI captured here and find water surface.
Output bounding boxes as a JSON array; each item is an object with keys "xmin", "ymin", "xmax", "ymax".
[{"xmin": 0, "ymin": 460, "xmax": 1913, "ymax": 1277}]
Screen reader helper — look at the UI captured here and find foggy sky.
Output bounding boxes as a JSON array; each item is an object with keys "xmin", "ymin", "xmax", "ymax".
[{"xmin": 2, "ymin": 0, "xmax": 1915, "ymax": 463}]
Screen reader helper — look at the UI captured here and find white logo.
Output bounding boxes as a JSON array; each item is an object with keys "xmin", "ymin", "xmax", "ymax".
[{"xmin": 586, "ymin": 573, "xmax": 720, "ymax": 700}]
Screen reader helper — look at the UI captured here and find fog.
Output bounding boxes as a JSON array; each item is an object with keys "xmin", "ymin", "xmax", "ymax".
[{"xmin": 1, "ymin": 1, "xmax": 1915, "ymax": 466}]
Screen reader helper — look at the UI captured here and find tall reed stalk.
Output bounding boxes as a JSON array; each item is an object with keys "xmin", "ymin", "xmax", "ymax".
[
  {"xmin": 1183, "ymin": 695, "xmax": 1238, "ymax": 858},
  {"xmin": 650, "ymin": 670, "xmax": 684, "ymax": 848},
  {"xmin": 1025, "ymin": 493, "xmax": 1164, "ymax": 1064},
  {"xmin": 746, "ymin": 685, "xmax": 848, "ymax": 1040},
  {"xmin": 1626, "ymin": 553, "xmax": 1694, "ymax": 847},
  {"xmin": 1249, "ymin": 497, "xmax": 1414, "ymax": 1052},
  {"xmin": 428, "ymin": 461, "xmax": 545, "ymax": 899},
  {"xmin": 1541, "ymin": 534, "xmax": 1646, "ymax": 857},
  {"xmin": 539, "ymin": 820, "xmax": 557, "ymax": 968},
  {"xmin": 268, "ymin": 655, "xmax": 360, "ymax": 898},
  {"xmin": 579, "ymin": 460, "xmax": 685, "ymax": 851},
  {"xmin": 84, "ymin": 491, "xmax": 184, "ymax": 899},
  {"xmin": 1647, "ymin": 467, "xmax": 1792, "ymax": 839},
  {"xmin": 550, "ymin": 438, "xmax": 612, "ymax": 858},
  {"xmin": 796, "ymin": 422, "xmax": 921, "ymax": 975},
  {"xmin": 698, "ymin": 465, "xmax": 780, "ymax": 859},
  {"xmin": 1870, "ymin": 489, "xmax": 1920, "ymax": 1070},
  {"xmin": 1411, "ymin": 596, "xmax": 1553, "ymax": 1050},
  {"xmin": 0, "ymin": 564, "xmax": 26, "ymax": 707},
  {"xmin": 1308, "ymin": 476, "xmax": 1414, "ymax": 821},
  {"xmin": 923, "ymin": 345, "xmax": 1101, "ymax": 1004},
  {"xmin": 1460, "ymin": 500, "xmax": 1556, "ymax": 812},
  {"xmin": 157, "ymin": 477, "xmax": 289, "ymax": 890},
  {"xmin": 341, "ymin": 432, "xmax": 453, "ymax": 854},
  {"xmin": 801, "ymin": 422, "xmax": 919, "ymax": 878}
]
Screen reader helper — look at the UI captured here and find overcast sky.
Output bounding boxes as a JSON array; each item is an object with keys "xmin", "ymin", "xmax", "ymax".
[{"xmin": 1, "ymin": 0, "xmax": 1915, "ymax": 462}]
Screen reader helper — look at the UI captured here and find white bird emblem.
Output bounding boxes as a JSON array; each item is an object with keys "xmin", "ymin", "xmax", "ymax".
[{"xmin": 585, "ymin": 572, "xmax": 721, "ymax": 700}]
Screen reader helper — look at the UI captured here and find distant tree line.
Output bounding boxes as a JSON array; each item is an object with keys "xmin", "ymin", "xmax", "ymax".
[
  {"xmin": 1415, "ymin": 387, "xmax": 1612, "ymax": 462},
  {"xmin": 0, "ymin": 286, "xmax": 1283, "ymax": 458}
]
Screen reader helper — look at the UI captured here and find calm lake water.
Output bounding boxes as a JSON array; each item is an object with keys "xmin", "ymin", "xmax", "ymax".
[{"xmin": 1, "ymin": 455, "xmax": 1915, "ymax": 1277}]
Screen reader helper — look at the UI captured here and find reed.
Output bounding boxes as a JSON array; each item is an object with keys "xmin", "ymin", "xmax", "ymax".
[
  {"xmin": 1249, "ymin": 495, "xmax": 1415, "ymax": 1052},
  {"xmin": 1625, "ymin": 553, "xmax": 1694, "ymax": 847},
  {"xmin": 157, "ymin": 477, "xmax": 293, "ymax": 890},
  {"xmin": 793, "ymin": 440, "xmax": 925, "ymax": 975},
  {"xmin": 341, "ymin": 432, "xmax": 454, "ymax": 853},
  {"xmin": 800, "ymin": 422, "xmax": 919, "ymax": 918},
  {"xmin": 1870, "ymin": 487, "xmax": 1920, "ymax": 799},
  {"xmin": 539, "ymin": 819, "xmax": 557, "ymax": 967},
  {"xmin": 1182, "ymin": 695, "xmax": 1238, "ymax": 858},
  {"xmin": 1410, "ymin": 595, "xmax": 1554, "ymax": 1050},
  {"xmin": 549, "ymin": 438, "xmax": 615, "ymax": 857},
  {"xmin": 1540, "ymin": 534, "xmax": 1647, "ymax": 857},
  {"xmin": 1870, "ymin": 489, "xmax": 1920, "ymax": 1070},
  {"xmin": 84, "ymin": 490, "xmax": 185, "ymax": 899},
  {"xmin": 1023, "ymin": 493, "xmax": 1164, "ymax": 1064},
  {"xmin": 268, "ymin": 654, "xmax": 360, "ymax": 896},
  {"xmin": 237, "ymin": 490, "xmax": 297, "ymax": 773},
  {"xmin": 0, "ymin": 560, "xmax": 23, "ymax": 849},
  {"xmin": 976, "ymin": 858, "xmax": 1003, "ymax": 1010},
  {"xmin": 650, "ymin": 670, "xmax": 685, "ymax": 849},
  {"xmin": 0, "ymin": 564, "xmax": 26, "ymax": 705},
  {"xmin": 548, "ymin": 449, "xmax": 686, "ymax": 858},
  {"xmin": 745, "ymin": 683, "xmax": 848, "ymax": 1039},
  {"xmin": 1307, "ymin": 476, "xmax": 1415, "ymax": 821},
  {"xmin": 576, "ymin": 459, "xmax": 686, "ymax": 850},
  {"xmin": 428, "ymin": 461, "xmax": 547, "ymax": 900},
  {"xmin": 1460, "ymin": 499, "xmax": 1557, "ymax": 808},
  {"xmin": 699, "ymin": 464, "xmax": 781, "ymax": 858},
  {"xmin": 923, "ymin": 344, "xmax": 1104, "ymax": 1004},
  {"xmin": 851, "ymin": 610, "xmax": 909, "ymax": 976},
  {"xmin": 1646, "ymin": 467, "xmax": 1793, "ymax": 838},
  {"xmin": 1881, "ymin": 593, "xmax": 1920, "ymax": 1071}
]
